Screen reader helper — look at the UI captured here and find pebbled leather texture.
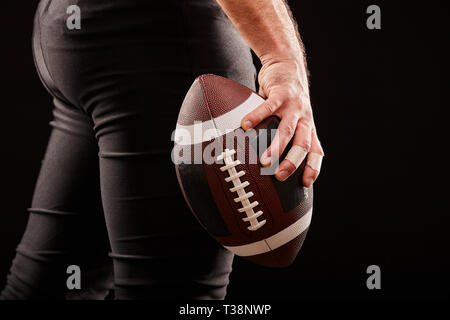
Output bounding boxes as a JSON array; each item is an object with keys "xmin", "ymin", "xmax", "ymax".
[
  {"xmin": 177, "ymin": 78, "xmax": 211, "ymax": 125},
  {"xmin": 199, "ymin": 74, "xmax": 255, "ymax": 119}
]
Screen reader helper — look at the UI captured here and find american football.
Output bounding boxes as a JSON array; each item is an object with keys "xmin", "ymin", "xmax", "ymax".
[{"xmin": 173, "ymin": 74, "xmax": 313, "ymax": 268}]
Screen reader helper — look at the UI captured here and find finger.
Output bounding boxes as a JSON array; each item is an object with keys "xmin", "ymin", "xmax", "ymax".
[
  {"xmin": 303, "ymin": 165, "xmax": 320, "ymax": 188},
  {"xmin": 241, "ymin": 94, "xmax": 281, "ymax": 131},
  {"xmin": 258, "ymin": 86, "xmax": 267, "ymax": 99},
  {"xmin": 260, "ymin": 115, "xmax": 299, "ymax": 168},
  {"xmin": 274, "ymin": 120, "xmax": 312, "ymax": 181},
  {"xmin": 303, "ymin": 129, "xmax": 324, "ymax": 187}
]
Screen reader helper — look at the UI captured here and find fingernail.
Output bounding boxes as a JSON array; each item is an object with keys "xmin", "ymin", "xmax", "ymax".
[
  {"xmin": 260, "ymin": 154, "xmax": 271, "ymax": 167},
  {"xmin": 276, "ymin": 170, "xmax": 290, "ymax": 181},
  {"xmin": 242, "ymin": 120, "xmax": 252, "ymax": 131}
]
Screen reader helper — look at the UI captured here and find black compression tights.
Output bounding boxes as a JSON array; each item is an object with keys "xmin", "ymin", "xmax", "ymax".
[{"xmin": 0, "ymin": 0, "xmax": 256, "ymax": 300}]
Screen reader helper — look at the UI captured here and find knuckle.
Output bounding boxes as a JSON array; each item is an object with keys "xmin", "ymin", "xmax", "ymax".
[
  {"xmin": 314, "ymin": 145, "xmax": 325, "ymax": 156},
  {"xmin": 318, "ymin": 143, "xmax": 325, "ymax": 154},
  {"xmin": 263, "ymin": 101, "xmax": 275, "ymax": 115},
  {"xmin": 280, "ymin": 123, "xmax": 296, "ymax": 138},
  {"xmin": 285, "ymin": 83, "xmax": 300, "ymax": 99},
  {"xmin": 280, "ymin": 105, "xmax": 301, "ymax": 119},
  {"xmin": 298, "ymin": 118, "xmax": 312, "ymax": 130},
  {"xmin": 290, "ymin": 108, "xmax": 302, "ymax": 119},
  {"xmin": 307, "ymin": 139, "xmax": 324, "ymax": 157},
  {"xmin": 302, "ymin": 108, "xmax": 313, "ymax": 120},
  {"xmin": 313, "ymin": 137, "xmax": 325, "ymax": 155},
  {"xmin": 265, "ymin": 95, "xmax": 284, "ymax": 114},
  {"xmin": 298, "ymin": 139, "xmax": 311, "ymax": 151}
]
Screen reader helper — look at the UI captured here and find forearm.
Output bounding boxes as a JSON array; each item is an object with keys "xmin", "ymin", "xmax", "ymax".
[
  {"xmin": 216, "ymin": 0, "xmax": 304, "ymax": 64},
  {"xmin": 217, "ymin": 0, "xmax": 322, "ymax": 186}
]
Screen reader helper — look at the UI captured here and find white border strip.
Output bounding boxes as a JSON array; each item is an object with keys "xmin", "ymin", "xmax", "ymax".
[
  {"xmin": 224, "ymin": 208, "xmax": 312, "ymax": 257},
  {"xmin": 174, "ymin": 93, "xmax": 264, "ymax": 145}
]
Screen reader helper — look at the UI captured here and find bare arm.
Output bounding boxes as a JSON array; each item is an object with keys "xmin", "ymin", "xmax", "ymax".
[
  {"xmin": 216, "ymin": 0, "xmax": 302, "ymax": 62},
  {"xmin": 216, "ymin": 0, "xmax": 324, "ymax": 187}
]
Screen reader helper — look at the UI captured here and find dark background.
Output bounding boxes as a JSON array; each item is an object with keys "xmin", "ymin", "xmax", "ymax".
[{"xmin": 0, "ymin": 0, "xmax": 448, "ymax": 300}]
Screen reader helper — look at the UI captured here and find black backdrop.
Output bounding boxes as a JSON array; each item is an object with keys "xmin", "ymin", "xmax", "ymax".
[{"xmin": 0, "ymin": 1, "xmax": 448, "ymax": 300}]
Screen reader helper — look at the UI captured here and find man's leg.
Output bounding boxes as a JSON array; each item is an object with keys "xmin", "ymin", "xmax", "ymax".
[{"xmin": 1, "ymin": 99, "xmax": 113, "ymax": 300}]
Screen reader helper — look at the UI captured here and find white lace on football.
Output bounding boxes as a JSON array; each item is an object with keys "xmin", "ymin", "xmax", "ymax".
[{"xmin": 217, "ymin": 149, "xmax": 266, "ymax": 231}]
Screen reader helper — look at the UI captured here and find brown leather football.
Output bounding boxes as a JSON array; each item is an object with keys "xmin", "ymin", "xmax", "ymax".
[{"xmin": 173, "ymin": 74, "xmax": 313, "ymax": 268}]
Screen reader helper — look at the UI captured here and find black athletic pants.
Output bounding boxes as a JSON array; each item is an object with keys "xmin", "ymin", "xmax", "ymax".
[{"xmin": 1, "ymin": 0, "xmax": 256, "ymax": 300}]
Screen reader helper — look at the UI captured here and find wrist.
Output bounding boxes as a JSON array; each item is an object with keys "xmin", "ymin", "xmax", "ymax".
[
  {"xmin": 259, "ymin": 52, "xmax": 305, "ymax": 77},
  {"xmin": 258, "ymin": 44, "xmax": 304, "ymax": 67},
  {"xmin": 258, "ymin": 52, "xmax": 310, "ymax": 95}
]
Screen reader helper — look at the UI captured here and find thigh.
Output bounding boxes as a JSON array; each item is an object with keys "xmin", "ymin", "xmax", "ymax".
[
  {"xmin": 1, "ymin": 100, "xmax": 112, "ymax": 300},
  {"xmin": 96, "ymin": 90, "xmax": 235, "ymax": 299},
  {"xmin": 36, "ymin": 0, "xmax": 257, "ymax": 300}
]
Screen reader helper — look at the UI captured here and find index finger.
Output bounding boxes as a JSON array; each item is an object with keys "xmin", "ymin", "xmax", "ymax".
[{"xmin": 241, "ymin": 96, "xmax": 281, "ymax": 131}]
